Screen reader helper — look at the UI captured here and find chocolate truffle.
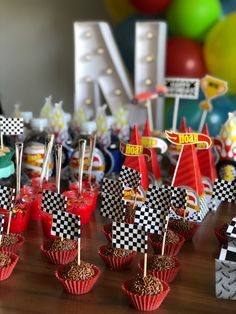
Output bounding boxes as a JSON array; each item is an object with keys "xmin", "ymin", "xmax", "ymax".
[
  {"xmin": 61, "ymin": 261, "xmax": 95, "ymax": 280},
  {"xmin": 128, "ymin": 274, "xmax": 163, "ymax": 296}
]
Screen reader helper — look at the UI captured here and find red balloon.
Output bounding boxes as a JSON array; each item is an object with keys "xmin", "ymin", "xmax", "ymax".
[
  {"xmin": 130, "ymin": 0, "xmax": 172, "ymax": 14},
  {"xmin": 166, "ymin": 37, "xmax": 207, "ymax": 78}
]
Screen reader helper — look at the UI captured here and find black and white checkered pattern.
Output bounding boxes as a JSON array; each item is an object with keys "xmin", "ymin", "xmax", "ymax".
[
  {"xmin": 134, "ymin": 187, "xmax": 172, "ymax": 234},
  {"xmin": 226, "ymin": 217, "xmax": 236, "ymax": 239},
  {"xmin": 112, "ymin": 222, "xmax": 148, "ymax": 253},
  {"xmin": 219, "ymin": 245, "xmax": 236, "ymax": 262},
  {"xmin": 212, "ymin": 179, "xmax": 236, "ymax": 203},
  {"xmin": 51, "ymin": 210, "xmax": 80, "ymax": 240},
  {"xmin": 118, "ymin": 165, "xmax": 141, "ymax": 190},
  {"xmin": 41, "ymin": 190, "xmax": 67, "ymax": 214},
  {"xmin": 0, "ymin": 117, "xmax": 24, "ymax": 135},
  {"xmin": 0, "ymin": 214, "xmax": 5, "ymax": 237},
  {"xmin": 101, "ymin": 177, "xmax": 123, "ymax": 197},
  {"xmin": 0, "ymin": 185, "xmax": 15, "ymax": 211},
  {"xmin": 165, "ymin": 186, "xmax": 187, "ymax": 209},
  {"xmin": 144, "ymin": 184, "xmax": 171, "ymax": 210}
]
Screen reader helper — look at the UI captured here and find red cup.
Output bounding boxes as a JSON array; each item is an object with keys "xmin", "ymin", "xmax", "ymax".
[
  {"xmin": 63, "ymin": 190, "xmax": 93, "ymax": 224},
  {"xmin": 69, "ymin": 182, "xmax": 99, "ymax": 212},
  {"xmin": 41, "ymin": 212, "xmax": 59, "ymax": 239},
  {"xmin": 6, "ymin": 202, "xmax": 30, "ymax": 233}
]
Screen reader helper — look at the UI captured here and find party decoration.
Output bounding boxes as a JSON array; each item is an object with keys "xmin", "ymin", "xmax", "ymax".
[
  {"xmin": 113, "ymin": 108, "xmax": 130, "ymax": 142},
  {"xmin": 198, "ymin": 75, "xmax": 228, "ymax": 132},
  {"xmin": 166, "ymin": 38, "xmax": 207, "ymax": 78},
  {"xmin": 0, "ymin": 185, "xmax": 15, "ymax": 210},
  {"xmin": 216, "ymin": 216, "xmax": 236, "ymax": 300},
  {"xmin": 104, "ymin": 0, "xmax": 137, "ymax": 23},
  {"xmin": 74, "ymin": 21, "xmax": 132, "ymax": 117},
  {"xmin": 119, "ymin": 165, "xmax": 141, "ymax": 191},
  {"xmin": 167, "ymin": 0, "xmax": 222, "ymax": 40},
  {"xmin": 40, "ymin": 96, "xmax": 53, "ymax": 120},
  {"xmin": 165, "ymin": 77, "xmax": 200, "ymax": 131},
  {"xmin": 41, "ymin": 190, "xmax": 67, "ymax": 215},
  {"xmin": 212, "ymin": 179, "xmax": 236, "ymax": 203},
  {"xmin": 130, "ymin": 0, "xmax": 172, "ymax": 14},
  {"xmin": 135, "ymin": 21, "xmax": 167, "ymax": 129},
  {"xmin": 96, "ymin": 104, "xmax": 110, "ymax": 147},
  {"xmin": 204, "ymin": 12, "xmax": 236, "ymax": 94},
  {"xmin": 52, "ymin": 210, "xmax": 80, "ymax": 240},
  {"xmin": 166, "ymin": 131, "xmax": 212, "ymax": 148},
  {"xmin": 0, "ymin": 117, "xmax": 24, "ymax": 136}
]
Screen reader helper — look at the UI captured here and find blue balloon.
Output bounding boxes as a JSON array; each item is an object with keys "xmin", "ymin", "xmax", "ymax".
[
  {"xmin": 220, "ymin": 0, "xmax": 236, "ymax": 15},
  {"xmin": 167, "ymin": 92, "xmax": 236, "ymax": 136}
]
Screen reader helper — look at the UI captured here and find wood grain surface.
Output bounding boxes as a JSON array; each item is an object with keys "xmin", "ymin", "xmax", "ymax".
[{"xmin": 0, "ymin": 202, "xmax": 236, "ymax": 314}]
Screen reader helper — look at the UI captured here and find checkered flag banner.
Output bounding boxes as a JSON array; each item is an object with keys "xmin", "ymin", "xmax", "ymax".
[
  {"xmin": 51, "ymin": 210, "xmax": 80, "ymax": 240},
  {"xmin": 101, "ymin": 177, "xmax": 123, "ymax": 197},
  {"xmin": 112, "ymin": 222, "xmax": 148, "ymax": 253},
  {"xmin": 212, "ymin": 179, "xmax": 236, "ymax": 203},
  {"xmin": 41, "ymin": 190, "xmax": 67, "ymax": 215},
  {"xmin": 135, "ymin": 185, "xmax": 172, "ymax": 234},
  {"xmin": 219, "ymin": 245, "xmax": 236, "ymax": 262},
  {"xmin": 118, "ymin": 165, "xmax": 141, "ymax": 190},
  {"xmin": 0, "ymin": 214, "xmax": 5, "ymax": 237},
  {"xmin": 226, "ymin": 217, "xmax": 236, "ymax": 239},
  {"xmin": 0, "ymin": 117, "xmax": 24, "ymax": 135},
  {"xmin": 165, "ymin": 186, "xmax": 187, "ymax": 209},
  {"xmin": 0, "ymin": 185, "xmax": 15, "ymax": 211},
  {"xmin": 101, "ymin": 178, "xmax": 124, "ymax": 222}
]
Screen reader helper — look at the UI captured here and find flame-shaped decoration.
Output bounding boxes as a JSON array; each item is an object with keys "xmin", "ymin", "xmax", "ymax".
[
  {"xmin": 218, "ymin": 111, "xmax": 236, "ymax": 160},
  {"xmin": 40, "ymin": 96, "xmax": 53, "ymax": 120}
]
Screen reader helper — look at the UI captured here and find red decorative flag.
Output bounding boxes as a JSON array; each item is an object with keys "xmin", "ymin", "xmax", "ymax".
[
  {"xmin": 172, "ymin": 140, "xmax": 205, "ymax": 197},
  {"xmin": 123, "ymin": 125, "xmax": 149, "ymax": 190},
  {"xmin": 197, "ymin": 123, "xmax": 217, "ymax": 182},
  {"xmin": 142, "ymin": 120, "xmax": 161, "ymax": 181}
]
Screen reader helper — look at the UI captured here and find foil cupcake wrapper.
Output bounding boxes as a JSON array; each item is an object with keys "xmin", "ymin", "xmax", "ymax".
[
  {"xmin": 122, "ymin": 279, "xmax": 170, "ymax": 311},
  {"xmin": 41, "ymin": 242, "xmax": 78, "ymax": 265},
  {"xmin": 0, "ymin": 234, "xmax": 25, "ymax": 254},
  {"xmin": 0, "ymin": 251, "xmax": 19, "ymax": 281},
  {"xmin": 55, "ymin": 264, "xmax": 101, "ymax": 295},
  {"xmin": 138, "ymin": 257, "xmax": 181, "ymax": 283},
  {"xmin": 149, "ymin": 234, "xmax": 185, "ymax": 257},
  {"xmin": 98, "ymin": 245, "xmax": 136, "ymax": 270}
]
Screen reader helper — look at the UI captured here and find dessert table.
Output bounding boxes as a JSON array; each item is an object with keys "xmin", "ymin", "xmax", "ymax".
[{"xmin": 0, "ymin": 202, "xmax": 235, "ymax": 314}]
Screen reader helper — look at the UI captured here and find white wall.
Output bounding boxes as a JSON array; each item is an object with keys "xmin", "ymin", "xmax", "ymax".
[{"xmin": 0, "ymin": 0, "xmax": 110, "ymax": 116}]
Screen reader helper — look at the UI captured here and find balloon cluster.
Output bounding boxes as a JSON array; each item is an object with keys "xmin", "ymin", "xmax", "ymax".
[{"xmin": 104, "ymin": 0, "xmax": 236, "ymax": 135}]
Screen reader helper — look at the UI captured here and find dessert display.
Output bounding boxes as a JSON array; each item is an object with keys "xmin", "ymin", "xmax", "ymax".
[
  {"xmin": 0, "ymin": 251, "xmax": 19, "ymax": 281},
  {"xmin": 55, "ymin": 260, "xmax": 101, "ymax": 295},
  {"xmin": 168, "ymin": 218, "xmax": 200, "ymax": 242},
  {"xmin": 0, "ymin": 233, "xmax": 25, "ymax": 254},
  {"xmin": 149, "ymin": 230, "xmax": 185, "ymax": 256},
  {"xmin": 98, "ymin": 245, "xmax": 136, "ymax": 270},
  {"xmin": 41, "ymin": 238, "xmax": 78, "ymax": 265},
  {"xmin": 124, "ymin": 203, "xmax": 137, "ymax": 224},
  {"xmin": 138, "ymin": 254, "xmax": 181, "ymax": 283},
  {"xmin": 102, "ymin": 223, "xmax": 112, "ymax": 242},
  {"xmin": 122, "ymin": 274, "xmax": 170, "ymax": 311}
]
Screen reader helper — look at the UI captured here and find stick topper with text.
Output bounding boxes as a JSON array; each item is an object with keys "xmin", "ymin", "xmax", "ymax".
[{"xmin": 165, "ymin": 131, "xmax": 212, "ymax": 149}]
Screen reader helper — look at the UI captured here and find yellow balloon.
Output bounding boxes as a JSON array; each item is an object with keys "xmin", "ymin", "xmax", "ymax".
[
  {"xmin": 104, "ymin": 0, "xmax": 137, "ymax": 23},
  {"xmin": 204, "ymin": 13, "xmax": 236, "ymax": 94}
]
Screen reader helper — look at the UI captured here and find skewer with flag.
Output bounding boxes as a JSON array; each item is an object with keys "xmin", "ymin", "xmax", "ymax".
[
  {"xmin": 0, "ymin": 185, "xmax": 15, "ymax": 236},
  {"xmin": 0, "ymin": 117, "xmax": 24, "ymax": 149}
]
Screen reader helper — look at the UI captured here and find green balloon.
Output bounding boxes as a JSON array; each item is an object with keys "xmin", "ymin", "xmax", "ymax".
[{"xmin": 167, "ymin": 0, "xmax": 222, "ymax": 41}]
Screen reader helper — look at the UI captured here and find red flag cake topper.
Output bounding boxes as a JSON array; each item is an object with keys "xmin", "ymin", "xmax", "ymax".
[
  {"xmin": 123, "ymin": 125, "xmax": 149, "ymax": 191},
  {"xmin": 165, "ymin": 131, "xmax": 212, "ymax": 149}
]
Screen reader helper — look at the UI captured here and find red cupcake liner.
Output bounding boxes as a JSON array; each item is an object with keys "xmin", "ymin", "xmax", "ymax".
[
  {"xmin": 98, "ymin": 245, "xmax": 136, "ymax": 270},
  {"xmin": 122, "ymin": 279, "xmax": 170, "ymax": 311},
  {"xmin": 138, "ymin": 257, "xmax": 181, "ymax": 283},
  {"xmin": 149, "ymin": 234, "xmax": 185, "ymax": 257},
  {"xmin": 214, "ymin": 223, "xmax": 228, "ymax": 246},
  {"xmin": 124, "ymin": 217, "xmax": 135, "ymax": 224},
  {"xmin": 0, "ymin": 252, "xmax": 19, "ymax": 281},
  {"xmin": 40, "ymin": 242, "xmax": 78, "ymax": 265},
  {"xmin": 0, "ymin": 234, "xmax": 25, "ymax": 254},
  {"xmin": 169, "ymin": 221, "xmax": 200, "ymax": 242},
  {"xmin": 55, "ymin": 264, "xmax": 101, "ymax": 295},
  {"xmin": 102, "ymin": 224, "xmax": 112, "ymax": 243}
]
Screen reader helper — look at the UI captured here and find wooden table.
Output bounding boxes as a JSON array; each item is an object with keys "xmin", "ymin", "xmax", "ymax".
[{"xmin": 1, "ymin": 203, "xmax": 236, "ymax": 314}]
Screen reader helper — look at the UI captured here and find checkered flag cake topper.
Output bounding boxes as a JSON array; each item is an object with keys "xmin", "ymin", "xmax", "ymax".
[
  {"xmin": 135, "ymin": 185, "xmax": 172, "ymax": 235},
  {"xmin": 0, "ymin": 185, "xmax": 15, "ymax": 211},
  {"xmin": 219, "ymin": 245, "xmax": 236, "ymax": 262},
  {"xmin": 166, "ymin": 186, "xmax": 187, "ymax": 209},
  {"xmin": 212, "ymin": 179, "xmax": 236, "ymax": 203},
  {"xmin": 41, "ymin": 190, "xmax": 67, "ymax": 215},
  {"xmin": 112, "ymin": 222, "xmax": 148, "ymax": 253},
  {"xmin": 118, "ymin": 165, "xmax": 141, "ymax": 190},
  {"xmin": 226, "ymin": 217, "xmax": 236, "ymax": 239},
  {"xmin": 0, "ymin": 214, "xmax": 5, "ymax": 237},
  {"xmin": 0, "ymin": 117, "xmax": 24, "ymax": 135},
  {"xmin": 51, "ymin": 210, "xmax": 80, "ymax": 240},
  {"xmin": 101, "ymin": 177, "xmax": 123, "ymax": 197}
]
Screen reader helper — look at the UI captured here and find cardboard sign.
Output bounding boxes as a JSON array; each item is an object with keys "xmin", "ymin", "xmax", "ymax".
[
  {"xmin": 165, "ymin": 77, "xmax": 200, "ymax": 99},
  {"xmin": 201, "ymin": 75, "xmax": 228, "ymax": 100},
  {"xmin": 165, "ymin": 131, "xmax": 212, "ymax": 149},
  {"xmin": 141, "ymin": 136, "xmax": 167, "ymax": 153}
]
